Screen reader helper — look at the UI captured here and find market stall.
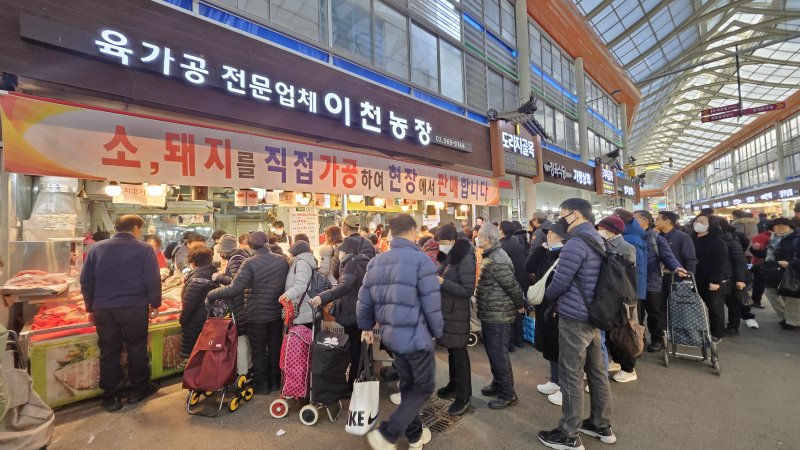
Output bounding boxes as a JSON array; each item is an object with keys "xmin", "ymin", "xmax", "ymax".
[{"xmin": 1, "ymin": 92, "xmax": 501, "ymax": 406}]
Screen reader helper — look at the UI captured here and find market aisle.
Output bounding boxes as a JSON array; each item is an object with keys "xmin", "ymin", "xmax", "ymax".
[{"xmin": 51, "ymin": 305, "xmax": 800, "ymax": 450}]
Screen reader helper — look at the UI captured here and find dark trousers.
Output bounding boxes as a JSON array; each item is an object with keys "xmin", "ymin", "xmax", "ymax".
[
  {"xmin": 641, "ymin": 291, "xmax": 666, "ymax": 340},
  {"xmin": 510, "ymin": 313, "xmax": 524, "ymax": 347},
  {"xmin": 725, "ymin": 292, "xmax": 743, "ymax": 330},
  {"xmin": 249, "ymin": 319, "xmax": 283, "ymax": 387},
  {"xmin": 482, "ymin": 321, "xmax": 515, "ymax": 400},
  {"xmin": 751, "ymin": 268, "xmax": 765, "ymax": 304},
  {"xmin": 94, "ymin": 306, "xmax": 150, "ymax": 398},
  {"xmin": 697, "ymin": 284, "xmax": 727, "ymax": 339},
  {"xmin": 446, "ymin": 346, "xmax": 472, "ymax": 401},
  {"xmin": 342, "ymin": 324, "xmax": 362, "ymax": 387},
  {"xmin": 379, "ymin": 350, "xmax": 436, "ymax": 444}
]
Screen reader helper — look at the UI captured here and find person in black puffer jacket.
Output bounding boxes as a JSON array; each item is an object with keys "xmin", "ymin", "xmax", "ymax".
[
  {"xmin": 433, "ymin": 224, "xmax": 476, "ymax": 416},
  {"xmin": 313, "ymin": 234, "xmax": 375, "ymax": 390},
  {"xmin": 525, "ymin": 221, "xmax": 567, "ymax": 401},
  {"xmin": 716, "ymin": 217, "xmax": 751, "ymax": 336},
  {"xmin": 474, "ymin": 223, "xmax": 524, "ymax": 410},
  {"xmin": 211, "ymin": 234, "xmax": 252, "ymax": 377},
  {"xmin": 499, "ymin": 221, "xmax": 529, "ymax": 351},
  {"xmin": 179, "ymin": 248, "xmax": 218, "ymax": 360},
  {"xmin": 206, "ymin": 232, "xmax": 289, "ymax": 394}
]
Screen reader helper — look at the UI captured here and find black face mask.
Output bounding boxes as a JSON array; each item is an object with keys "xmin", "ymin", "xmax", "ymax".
[{"xmin": 556, "ymin": 217, "xmax": 571, "ymax": 232}]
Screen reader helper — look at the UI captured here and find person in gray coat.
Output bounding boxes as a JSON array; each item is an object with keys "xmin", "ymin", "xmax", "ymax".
[
  {"xmin": 434, "ymin": 223, "xmax": 476, "ymax": 416},
  {"xmin": 475, "ymin": 222, "xmax": 524, "ymax": 410},
  {"xmin": 280, "ymin": 240, "xmax": 318, "ymax": 327}
]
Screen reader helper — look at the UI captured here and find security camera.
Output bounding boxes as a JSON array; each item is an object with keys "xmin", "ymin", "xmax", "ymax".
[{"xmin": 487, "ymin": 94, "xmax": 552, "ymax": 142}]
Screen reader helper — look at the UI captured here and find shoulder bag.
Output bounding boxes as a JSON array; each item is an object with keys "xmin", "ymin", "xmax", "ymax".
[{"xmin": 527, "ymin": 260, "xmax": 558, "ymax": 306}]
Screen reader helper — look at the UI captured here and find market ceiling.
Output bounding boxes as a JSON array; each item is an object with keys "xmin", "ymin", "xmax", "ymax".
[{"xmin": 572, "ymin": 0, "xmax": 800, "ymax": 188}]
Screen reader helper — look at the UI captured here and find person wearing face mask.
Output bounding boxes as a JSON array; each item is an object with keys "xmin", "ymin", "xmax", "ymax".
[
  {"xmin": 474, "ymin": 222, "xmax": 525, "ymax": 410},
  {"xmin": 499, "ymin": 221, "xmax": 530, "ymax": 352},
  {"xmin": 525, "ymin": 221, "xmax": 568, "ymax": 406},
  {"xmin": 614, "ymin": 209, "xmax": 648, "ymax": 308},
  {"xmin": 179, "ymin": 248, "xmax": 218, "ymax": 367},
  {"xmin": 538, "ymin": 199, "xmax": 615, "ymax": 450},
  {"xmin": 715, "ymin": 216, "xmax": 750, "ymax": 337},
  {"xmin": 432, "ymin": 223, "xmax": 476, "ymax": 416},
  {"xmin": 749, "ymin": 217, "xmax": 800, "ymax": 330},
  {"xmin": 691, "ymin": 215, "xmax": 729, "ymax": 342},
  {"xmin": 594, "ymin": 216, "xmax": 639, "ymax": 383},
  {"xmin": 271, "ymin": 221, "xmax": 291, "ymax": 245}
]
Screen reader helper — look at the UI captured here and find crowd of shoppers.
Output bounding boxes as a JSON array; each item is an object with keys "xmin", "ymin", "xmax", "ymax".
[{"xmin": 81, "ymin": 201, "xmax": 800, "ymax": 449}]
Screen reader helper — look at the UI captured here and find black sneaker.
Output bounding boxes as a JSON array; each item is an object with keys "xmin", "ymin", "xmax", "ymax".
[
  {"xmin": 102, "ymin": 395, "xmax": 123, "ymax": 412},
  {"xmin": 753, "ymin": 303, "xmax": 765, "ymax": 309},
  {"xmin": 488, "ymin": 395, "xmax": 517, "ymax": 410},
  {"xmin": 646, "ymin": 341, "xmax": 663, "ymax": 353},
  {"xmin": 447, "ymin": 398, "xmax": 471, "ymax": 416},
  {"xmin": 480, "ymin": 384, "xmax": 499, "ymax": 397},
  {"xmin": 538, "ymin": 428, "xmax": 585, "ymax": 450},
  {"xmin": 254, "ymin": 383, "xmax": 271, "ymax": 395},
  {"xmin": 579, "ymin": 419, "xmax": 617, "ymax": 444},
  {"xmin": 437, "ymin": 385, "xmax": 455, "ymax": 399},
  {"xmin": 725, "ymin": 328, "xmax": 740, "ymax": 337},
  {"xmin": 127, "ymin": 382, "xmax": 160, "ymax": 404}
]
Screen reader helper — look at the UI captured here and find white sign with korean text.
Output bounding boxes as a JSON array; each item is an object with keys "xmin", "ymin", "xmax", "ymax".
[{"xmin": 0, "ymin": 94, "xmax": 501, "ymax": 206}]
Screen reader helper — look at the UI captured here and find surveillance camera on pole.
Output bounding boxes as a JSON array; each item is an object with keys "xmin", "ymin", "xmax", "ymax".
[{"xmin": 487, "ymin": 93, "xmax": 552, "ymax": 142}]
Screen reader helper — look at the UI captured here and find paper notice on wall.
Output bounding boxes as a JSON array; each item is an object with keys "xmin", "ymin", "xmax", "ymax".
[
  {"xmin": 423, "ymin": 215, "xmax": 440, "ymax": 229},
  {"xmin": 290, "ymin": 207, "xmax": 320, "ymax": 245}
]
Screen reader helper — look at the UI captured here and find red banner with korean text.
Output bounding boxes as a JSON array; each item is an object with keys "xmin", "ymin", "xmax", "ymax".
[{"xmin": 0, "ymin": 94, "xmax": 499, "ymax": 206}]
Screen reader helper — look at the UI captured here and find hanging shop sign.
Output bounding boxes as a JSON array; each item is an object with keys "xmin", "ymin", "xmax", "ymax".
[
  {"xmin": 541, "ymin": 150, "xmax": 594, "ymax": 191},
  {"xmin": 489, "ymin": 121, "xmax": 544, "ymax": 180},
  {"xmin": 16, "ymin": 14, "xmax": 473, "ymax": 156},
  {"xmin": 0, "ymin": 93, "xmax": 500, "ymax": 205},
  {"xmin": 595, "ymin": 164, "xmax": 617, "ymax": 196},
  {"xmin": 697, "ymin": 181, "xmax": 800, "ymax": 210},
  {"xmin": 234, "ymin": 189, "xmax": 259, "ymax": 207},
  {"xmin": 616, "ymin": 178, "xmax": 639, "ymax": 201}
]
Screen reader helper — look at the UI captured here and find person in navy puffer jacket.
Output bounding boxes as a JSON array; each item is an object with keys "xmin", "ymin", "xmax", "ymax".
[
  {"xmin": 358, "ymin": 214, "xmax": 442, "ymax": 450},
  {"xmin": 539, "ymin": 199, "xmax": 615, "ymax": 450},
  {"xmin": 615, "ymin": 209, "xmax": 648, "ymax": 302}
]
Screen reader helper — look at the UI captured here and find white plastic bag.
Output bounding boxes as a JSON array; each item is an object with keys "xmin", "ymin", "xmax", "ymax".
[
  {"xmin": 527, "ymin": 260, "xmax": 558, "ymax": 306},
  {"xmin": 345, "ymin": 345, "xmax": 379, "ymax": 436}
]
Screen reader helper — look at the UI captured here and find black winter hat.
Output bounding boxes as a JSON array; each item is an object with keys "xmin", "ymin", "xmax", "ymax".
[{"xmin": 436, "ymin": 223, "xmax": 458, "ymax": 241}]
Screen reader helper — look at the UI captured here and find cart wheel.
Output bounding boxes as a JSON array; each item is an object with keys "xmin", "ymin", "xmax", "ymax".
[
  {"xmin": 243, "ymin": 387, "xmax": 255, "ymax": 401},
  {"xmin": 188, "ymin": 391, "xmax": 202, "ymax": 406},
  {"xmin": 236, "ymin": 375, "xmax": 248, "ymax": 389},
  {"xmin": 662, "ymin": 350, "xmax": 669, "ymax": 367},
  {"xmin": 713, "ymin": 359, "xmax": 721, "ymax": 375},
  {"xmin": 299, "ymin": 404, "xmax": 319, "ymax": 426},
  {"xmin": 467, "ymin": 333, "xmax": 478, "ymax": 347},
  {"xmin": 229, "ymin": 397, "xmax": 240, "ymax": 412},
  {"xmin": 270, "ymin": 398, "xmax": 289, "ymax": 419},
  {"xmin": 205, "ymin": 391, "xmax": 214, "ymax": 397}
]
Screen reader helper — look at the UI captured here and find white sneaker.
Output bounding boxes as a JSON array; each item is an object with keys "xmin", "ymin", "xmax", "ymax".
[
  {"xmin": 367, "ymin": 429, "xmax": 397, "ymax": 450},
  {"xmin": 547, "ymin": 391, "xmax": 562, "ymax": 406},
  {"xmin": 608, "ymin": 362, "xmax": 621, "ymax": 372},
  {"xmin": 585, "ymin": 384, "xmax": 590, "ymax": 394},
  {"xmin": 389, "ymin": 393, "xmax": 401, "ymax": 405},
  {"xmin": 408, "ymin": 427, "xmax": 432, "ymax": 449},
  {"xmin": 613, "ymin": 370, "xmax": 638, "ymax": 383},
  {"xmin": 537, "ymin": 381, "xmax": 560, "ymax": 395},
  {"xmin": 745, "ymin": 319, "xmax": 759, "ymax": 329}
]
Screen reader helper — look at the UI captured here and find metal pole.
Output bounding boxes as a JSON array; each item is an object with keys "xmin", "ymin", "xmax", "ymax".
[
  {"xmin": 735, "ymin": 45, "xmax": 742, "ymax": 116},
  {"xmin": 515, "ymin": 0, "xmax": 531, "ymax": 100},
  {"xmin": 341, "ymin": 194, "xmax": 348, "ymax": 218},
  {"xmin": 575, "ymin": 57, "xmax": 590, "ymax": 163},
  {"xmin": 515, "ymin": 175, "xmax": 523, "ymax": 222}
]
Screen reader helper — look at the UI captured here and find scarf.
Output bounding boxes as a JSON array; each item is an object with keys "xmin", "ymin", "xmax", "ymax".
[{"xmin": 766, "ymin": 233, "xmax": 787, "ymax": 262}]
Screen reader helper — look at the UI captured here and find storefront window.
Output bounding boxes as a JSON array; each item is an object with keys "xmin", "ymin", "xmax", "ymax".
[
  {"xmin": 411, "ymin": 23, "xmax": 439, "ymax": 91},
  {"xmin": 439, "ymin": 40, "xmax": 464, "ymax": 102},
  {"xmin": 332, "ymin": 0, "xmax": 372, "ymax": 61},
  {"xmin": 374, "ymin": 1, "xmax": 409, "ymax": 79}
]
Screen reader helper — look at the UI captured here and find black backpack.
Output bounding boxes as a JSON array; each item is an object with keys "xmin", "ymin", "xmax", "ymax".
[
  {"xmin": 573, "ymin": 234, "xmax": 638, "ymax": 331},
  {"xmin": 297, "ymin": 259, "xmax": 333, "ymax": 299}
]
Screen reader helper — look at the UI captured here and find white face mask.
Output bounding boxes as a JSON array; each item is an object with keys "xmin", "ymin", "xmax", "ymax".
[
  {"xmin": 474, "ymin": 237, "xmax": 482, "ymax": 248},
  {"xmin": 693, "ymin": 223, "xmax": 709, "ymax": 233},
  {"xmin": 275, "ymin": 229, "xmax": 284, "ymax": 236},
  {"xmin": 439, "ymin": 244, "xmax": 453, "ymax": 254},
  {"xmin": 597, "ymin": 229, "xmax": 613, "ymax": 240}
]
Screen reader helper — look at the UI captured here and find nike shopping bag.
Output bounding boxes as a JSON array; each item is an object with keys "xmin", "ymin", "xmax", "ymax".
[{"xmin": 345, "ymin": 344, "xmax": 379, "ymax": 436}]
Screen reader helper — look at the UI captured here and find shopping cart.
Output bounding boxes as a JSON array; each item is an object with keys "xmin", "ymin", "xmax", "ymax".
[{"xmin": 663, "ymin": 274, "xmax": 721, "ymax": 375}]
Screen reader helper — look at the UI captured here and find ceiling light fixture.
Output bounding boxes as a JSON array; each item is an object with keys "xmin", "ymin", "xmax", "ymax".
[{"xmin": 104, "ymin": 181, "xmax": 122, "ymax": 197}]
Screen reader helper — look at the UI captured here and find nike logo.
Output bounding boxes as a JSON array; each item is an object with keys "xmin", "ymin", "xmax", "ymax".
[{"xmin": 368, "ymin": 411, "xmax": 379, "ymax": 426}]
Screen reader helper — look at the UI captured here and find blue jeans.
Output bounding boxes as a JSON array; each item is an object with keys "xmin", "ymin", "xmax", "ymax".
[
  {"xmin": 549, "ymin": 361, "xmax": 559, "ymax": 385},
  {"xmin": 482, "ymin": 321, "xmax": 515, "ymax": 400}
]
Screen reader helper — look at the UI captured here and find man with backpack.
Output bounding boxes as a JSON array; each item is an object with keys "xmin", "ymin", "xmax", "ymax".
[{"xmin": 538, "ymin": 199, "xmax": 616, "ymax": 450}]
